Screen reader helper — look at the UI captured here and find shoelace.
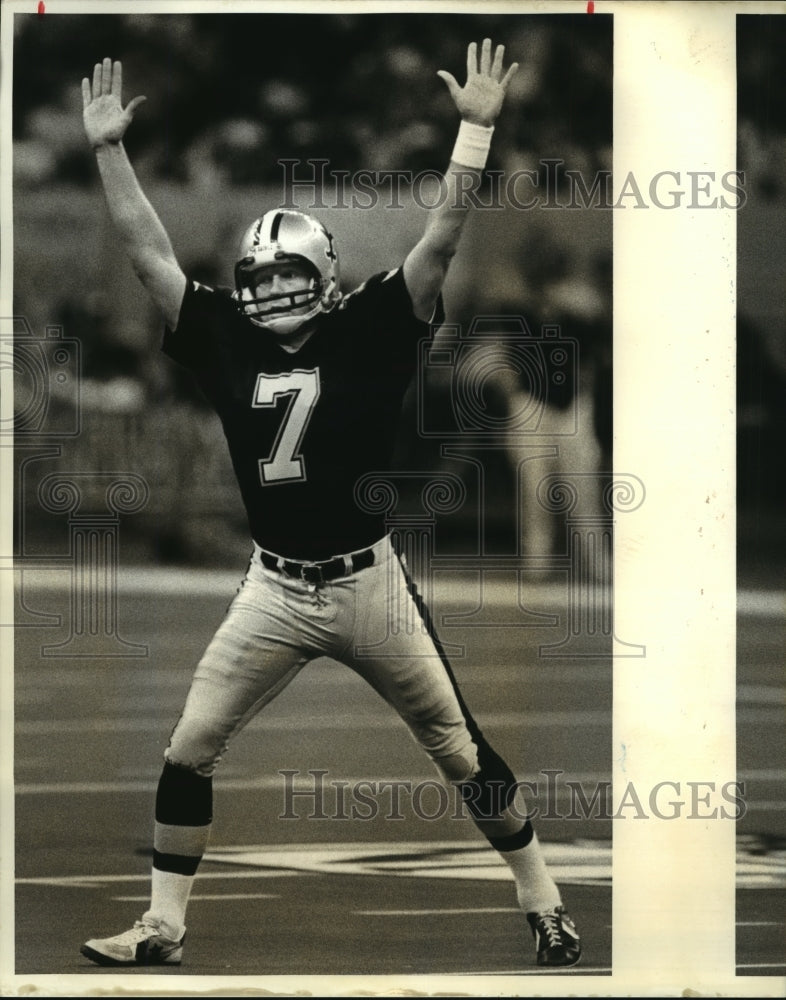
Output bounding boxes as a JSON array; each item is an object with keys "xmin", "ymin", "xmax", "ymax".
[
  {"xmin": 538, "ymin": 912, "xmax": 563, "ymax": 949},
  {"xmin": 113, "ymin": 921, "xmax": 160, "ymax": 945}
]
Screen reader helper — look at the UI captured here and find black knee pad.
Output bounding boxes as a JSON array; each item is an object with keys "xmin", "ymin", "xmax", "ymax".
[
  {"xmin": 458, "ymin": 740, "xmax": 517, "ymax": 821},
  {"xmin": 155, "ymin": 761, "xmax": 213, "ymax": 826}
]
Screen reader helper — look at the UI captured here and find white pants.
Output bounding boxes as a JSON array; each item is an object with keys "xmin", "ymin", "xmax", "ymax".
[{"xmin": 165, "ymin": 536, "xmax": 478, "ymax": 782}]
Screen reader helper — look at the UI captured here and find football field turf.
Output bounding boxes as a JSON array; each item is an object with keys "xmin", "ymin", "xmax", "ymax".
[{"xmin": 11, "ymin": 569, "xmax": 785, "ymax": 988}]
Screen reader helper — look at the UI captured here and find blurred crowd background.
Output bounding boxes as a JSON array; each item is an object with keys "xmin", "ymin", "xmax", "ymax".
[
  {"xmin": 736, "ymin": 15, "xmax": 786, "ymax": 585},
  {"xmin": 13, "ymin": 13, "xmax": 612, "ymax": 187},
  {"xmin": 10, "ymin": 11, "xmax": 785, "ymax": 579}
]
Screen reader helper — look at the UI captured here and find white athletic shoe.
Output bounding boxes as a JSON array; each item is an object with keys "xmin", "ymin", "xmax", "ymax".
[{"xmin": 81, "ymin": 919, "xmax": 185, "ymax": 966}]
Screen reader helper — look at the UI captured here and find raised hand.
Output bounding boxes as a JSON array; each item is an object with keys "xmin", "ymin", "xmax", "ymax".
[
  {"xmin": 437, "ymin": 39, "xmax": 518, "ymax": 127},
  {"xmin": 82, "ymin": 58, "xmax": 146, "ymax": 149}
]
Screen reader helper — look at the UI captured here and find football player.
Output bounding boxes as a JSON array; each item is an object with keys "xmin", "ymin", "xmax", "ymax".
[{"xmin": 79, "ymin": 40, "xmax": 581, "ymax": 970}]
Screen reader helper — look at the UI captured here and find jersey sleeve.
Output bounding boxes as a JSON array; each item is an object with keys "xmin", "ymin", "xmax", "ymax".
[
  {"xmin": 161, "ymin": 279, "xmax": 236, "ymax": 371},
  {"xmin": 339, "ymin": 266, "xmax": 445, "ymax": 357}
]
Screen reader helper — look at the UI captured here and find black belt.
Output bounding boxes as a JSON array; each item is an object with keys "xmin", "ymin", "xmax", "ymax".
[{"xmin": 259, "ymin": 545, "xmax": 375, "ymax": 584}]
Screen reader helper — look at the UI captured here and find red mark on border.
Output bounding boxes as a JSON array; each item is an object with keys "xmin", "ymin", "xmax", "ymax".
[
  {"xmin": 587, "ymin": 0, "xmax": 595, "ymax": 12},
  {"xmin": 37, "ymin": 1, "xmax": 45, "ymax": 13}
]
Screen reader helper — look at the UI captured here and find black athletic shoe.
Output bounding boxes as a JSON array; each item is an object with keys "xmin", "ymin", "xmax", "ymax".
[{"xmin": 526, "ymin": 905, "xmax": 582, "ymax": 967}]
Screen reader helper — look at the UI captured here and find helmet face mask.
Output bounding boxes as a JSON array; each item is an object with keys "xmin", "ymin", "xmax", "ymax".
[
  {"xmin": 234, "ymin": 211, "xmax": 340, "ymax": 336},
  {"xmin": 237, "ymin": 256, "xmax": 321, "ymax": 322}
]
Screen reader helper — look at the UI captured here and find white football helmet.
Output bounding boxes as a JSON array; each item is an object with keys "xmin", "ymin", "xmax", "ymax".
[{"xmin": 234, "ymin": 210, "xmax": 340, "ymax": 334}]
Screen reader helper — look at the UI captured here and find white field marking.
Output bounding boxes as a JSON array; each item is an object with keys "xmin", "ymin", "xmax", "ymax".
[
  {"xmin": 17, "ymin": 771, "xmax": 607, "ymax": 795},
  {"xmin": 737, "ymin": 684, "xmax": 786, "ymax": 705},
  {"xmin": 458, "ymin": 967, "xmax": 611, "ymax": 976},
  {"xmin": 737, "ymin": 590, "xmax": 786, "ymax": 617},
  {"xmin": 13, "ymin": 567, "xmax": 242, "ymax": 596},
  {"xmin": 14, "ymin": 706, "xmax": 609, "ymax": 741},
  {"xmin": 17, "ymin": 841, "xmax": 602, "ymax": 888},
  {"xmin": 736, "ymin": 963, "xmax": 786, "ymax": 970},
  {"xmin": 200, "ymin": 841, "xmax": 611, "ymax": 885},
  {"xmin": 15, "ymin": 569, "xmax": 565, "ymax": 603},
  {"xmin": 17, "ymin": 839, "xmax": 785, "ymax": 890},
  {"xmin": 16, "ymin": 705, "xmax": 784, "ymax": 740},
  {"xmin": 14, "ymin": 767, "xmax": 783, "ymax": 797},
  {"xmin": 17, "ymin": 879, "xmax": 103, "ymax": 890},
  {"xmin": 360, "ymin": 856, "xmax": 500, "ymax": 871},
  {"xmin": 15, "ymin": 661, "xmax": 612, "ymax": 688},
  {"xmin": 737, "ymin": 920, "xmax": 785, "ymax": 926},
  {"xmin": 737, "ymin": 875, "xmax": 786, "ymax": 887},
  {"xmin": 194, "ymin": 842, "xmax": 786, "ymax": 889},
  {"xmin": 355, "ymin": 907, "xmax": 519, "ymax": 916},
  {"xmin": 15, "ymin": 568, "xmax": 785, "ymax": 616},
  {"xmin": 17, "ymin": 870, "xmax": 300, "ymax": 887},
  {"xmin": 114, "ymin": 893, "xmax": 280, "ymax": 902},
  {"xmin": 14, "ymin": 671, "xmax": 193, "ymax": 689},
  {"xmin": 738, "ymin": 855, "xmax": 786, "ymax": 869}
]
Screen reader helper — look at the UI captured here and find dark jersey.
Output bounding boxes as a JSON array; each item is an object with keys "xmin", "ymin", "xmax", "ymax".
[{"xmin": 162, "ymin": 267, "xmax": 442, "ymax": 560}]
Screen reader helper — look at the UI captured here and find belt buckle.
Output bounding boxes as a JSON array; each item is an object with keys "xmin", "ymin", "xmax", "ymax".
[{"xmin": 300, "ymin": 562, "xmax": 324, "ymax": 586}]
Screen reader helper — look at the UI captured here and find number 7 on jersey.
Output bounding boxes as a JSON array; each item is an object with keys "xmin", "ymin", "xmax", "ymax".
[{"xmin": 252, "ymin": 369, "xmax": 321, "ymax": 484}]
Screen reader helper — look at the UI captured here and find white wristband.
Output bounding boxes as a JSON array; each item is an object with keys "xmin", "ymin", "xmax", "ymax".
[{"xmin": 450, "ymin": 120, "xmax": 494, "ymax": 169}]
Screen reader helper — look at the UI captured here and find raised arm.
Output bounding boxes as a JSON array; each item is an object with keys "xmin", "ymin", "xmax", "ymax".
[
  {"xmin": 82, "ymin": 59, "xmax": 186, "ymax": 330},
  {"xmin": 403, "ymin": 39, "xmax": 518, "ymax": 321}
]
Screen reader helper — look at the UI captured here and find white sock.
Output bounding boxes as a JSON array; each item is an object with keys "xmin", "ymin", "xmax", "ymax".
[
  {"xmin": 144, "ymin": 868, "xmax": 193, "ymax": 940},
  {"xmin": 498, "ymin": 830, "xmax": 562, "ymax": 914},
  {"xmin": 141, "ymin": 818, "xmax": 211, "ymax": 938}
]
